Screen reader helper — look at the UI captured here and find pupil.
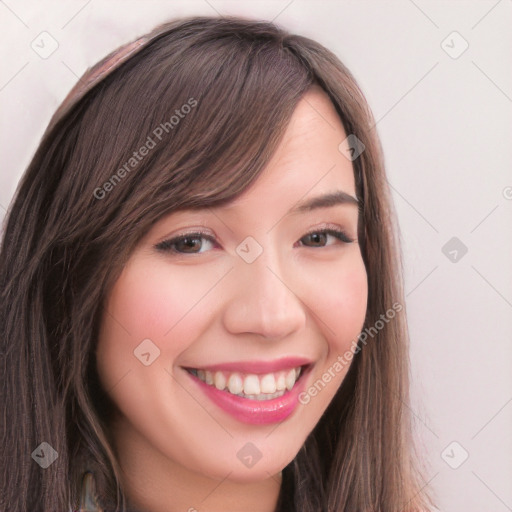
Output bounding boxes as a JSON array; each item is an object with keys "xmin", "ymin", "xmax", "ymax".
[
  {"xmin": 181, "ymin": 238, "xmax": 200, "ymax": 252},
  {"xmin": 309, "ymin": 233, "xmax": 325, "ymax": 245}
]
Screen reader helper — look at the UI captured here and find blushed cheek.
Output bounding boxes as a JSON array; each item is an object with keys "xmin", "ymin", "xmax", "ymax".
[
  {"xmin": 318, "ymin": 259, "xmax": 368, "ymax": 354},
  {"xmin": 102, "ymin": 258, "xmax": 223, "ymax": 337},
  {"xmin": 95, "ymin": 260, "xmax": 217, "ymax": 389}
]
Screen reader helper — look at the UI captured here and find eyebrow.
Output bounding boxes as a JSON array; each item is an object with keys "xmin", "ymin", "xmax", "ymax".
[{"xmin": 288, "ymin": 190, "xmax": 359, "ymax": 214}]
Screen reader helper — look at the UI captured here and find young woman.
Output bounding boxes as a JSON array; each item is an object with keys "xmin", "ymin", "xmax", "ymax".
[{"xmin": 0, "ymin": 16, "xmax": 434, "ymax": 512}]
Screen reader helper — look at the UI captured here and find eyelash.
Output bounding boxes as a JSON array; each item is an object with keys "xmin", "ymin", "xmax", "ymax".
[{"xmin": 154, "ymin": 226, "xmax": 355, "ymax": 254}]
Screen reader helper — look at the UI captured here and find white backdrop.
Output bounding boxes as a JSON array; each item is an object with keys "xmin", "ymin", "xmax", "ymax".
[{"xmin": 1, "ymin": 1, "xmax": 511, "ymax": 510}]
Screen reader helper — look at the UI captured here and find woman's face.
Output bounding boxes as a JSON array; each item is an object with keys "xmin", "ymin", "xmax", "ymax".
[{"xmin": 96, "ymin": 88, "xmax": 368, "ymax": 485}]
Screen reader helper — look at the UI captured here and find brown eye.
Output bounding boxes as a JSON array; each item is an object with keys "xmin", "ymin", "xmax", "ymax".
[
  {"xmin": 155, "ymin": 233, "xmax": 217, "ymax": 254},
  {"xmin": 299, "ymin": 229, "xmax": 353, "ymax": 247},
  {"xmin": 174, "ymin": 237, "xmax": 203, "ymax": 253},
  {"xmin": 302, "ymin": 232, "xmax": 328, "ymax": 247}
]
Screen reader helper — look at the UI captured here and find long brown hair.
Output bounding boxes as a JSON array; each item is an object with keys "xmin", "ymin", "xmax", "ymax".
[{"xmin": 0, "ymin": 16, "xmax": 434, "ymax": 512}]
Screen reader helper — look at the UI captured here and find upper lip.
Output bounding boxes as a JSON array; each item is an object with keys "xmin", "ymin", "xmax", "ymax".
[{"xmin": 183, "ymin": 356, "xmax": 313, "ymax": 374}]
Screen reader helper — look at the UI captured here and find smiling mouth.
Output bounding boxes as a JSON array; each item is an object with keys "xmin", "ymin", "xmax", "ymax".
[{"xmin": 185, "ymin": 365, "xmax": 307, "ymax": 401}]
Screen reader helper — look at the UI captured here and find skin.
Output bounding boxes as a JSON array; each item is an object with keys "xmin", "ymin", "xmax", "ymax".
[{"xmin": 96, "ymin": 87, "xmax": 368, "ymax": 512}]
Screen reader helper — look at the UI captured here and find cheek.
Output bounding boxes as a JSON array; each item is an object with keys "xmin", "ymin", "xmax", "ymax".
[
  {"xmin": 291, "ymin": 252, "xmax": 367, "ymax": 430},
  {"xmin": 305, "ymin": 252, "xmax": 368, "ymax": 353},
  {"xmin": 96, "ymin": 258, "xmax": 221, "ymax": 389}
]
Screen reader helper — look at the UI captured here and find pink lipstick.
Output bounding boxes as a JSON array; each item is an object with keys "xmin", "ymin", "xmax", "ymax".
[{"xmin": 182, "ymin": 357, "xmax": 312, "ymax": 425}]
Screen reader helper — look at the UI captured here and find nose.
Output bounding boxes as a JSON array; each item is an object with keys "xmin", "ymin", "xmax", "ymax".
[{"xmin": 221, "ymin": 247, "xmax": 306, "ymax": 340}]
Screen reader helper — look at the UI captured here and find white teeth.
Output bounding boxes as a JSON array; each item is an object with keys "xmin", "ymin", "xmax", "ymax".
[
  {"xmin": 260, "ymin": 373, "xmax": 277, "ymax": 394},
  {"xmin": 276, "ymin": 373, "xmax": 286, "ymax": 391},
  {"xmin": 214, "ymin": 371, "xmax": 226, "ymax": 390},
  {"xmin": 191, "ymin": 366, "xmax": 304, "ymax": 400},
  {"xmin": 227, "ymin": 373, "xmax": 243, "ymax": 395},
  {"xmin": 285, "ymin": 369, "xmax": 296, "ymax": 391},
  {"xmin": 246, "ymin": 390, "xmax": 286, "ymax": 400},
  {"xmin": 243, "ymin": 374, "xmax": 260, "ymax": 395},
  {"xmin": 205, "ymin": 370, "xmax": 214, "ymax": 385}
]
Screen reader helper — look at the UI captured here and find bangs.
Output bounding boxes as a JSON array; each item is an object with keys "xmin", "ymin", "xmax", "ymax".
[{"xmin": 66, "ymin": 19, "xmax": 315, "ymax": 243}]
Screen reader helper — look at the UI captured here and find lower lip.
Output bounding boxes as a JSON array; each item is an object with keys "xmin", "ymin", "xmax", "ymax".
[{"xmin": 185, "ymin": 366, "xmax": 310, "ymax": 425}]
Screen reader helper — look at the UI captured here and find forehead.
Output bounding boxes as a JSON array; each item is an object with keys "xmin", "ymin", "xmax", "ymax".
[{"xmin": 210, "ymin": 88, "xmax": 356, "ymax": 216}]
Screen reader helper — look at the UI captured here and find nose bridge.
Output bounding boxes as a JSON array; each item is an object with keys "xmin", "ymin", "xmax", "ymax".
[
  {"xmin": 222, "ymin": 240, "xmax": 306, "ymax": 339},
  {"xmin": 249, "ymin": 251, "xmax": 291, "ymax": 308}
]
